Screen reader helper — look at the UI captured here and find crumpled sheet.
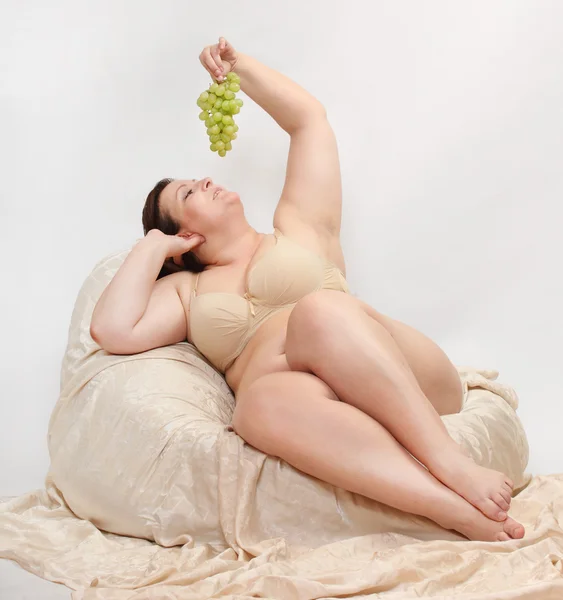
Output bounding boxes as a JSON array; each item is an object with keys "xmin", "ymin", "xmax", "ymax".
[
  {"xmin": 1, "ymin": 473, "xmax": 562, "ymax": 599},
  {"xmin": 1, "ymin": 245, "xmax": 561, "ymax": 599}
]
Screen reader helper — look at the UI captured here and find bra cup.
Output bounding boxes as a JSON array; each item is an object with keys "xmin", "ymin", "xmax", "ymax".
[
  {"xmin": 189, "ymin": 232, "xmax": 348, "ymax": 373},
  {"xmin": 248, "ymin": 241, "xmax": 324, "ymax": 304},
  {"xmin": 190, "ymin": 296, "xmax": 248, "ymax": 367}
]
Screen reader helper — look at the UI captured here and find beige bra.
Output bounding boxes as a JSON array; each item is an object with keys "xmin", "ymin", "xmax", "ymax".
[{"xmin": 188, "ymin": 227, "xmax": 349, "ymax": 373}]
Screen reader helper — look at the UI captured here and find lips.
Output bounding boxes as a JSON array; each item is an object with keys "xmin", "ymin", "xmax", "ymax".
[{"xmin": 213, "ymin": 187, "xmax": 223, "ymax": 200}]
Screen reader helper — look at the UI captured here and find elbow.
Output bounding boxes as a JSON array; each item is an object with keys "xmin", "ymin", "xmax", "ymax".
[
  {"xmin": 307, "ymin": 100, "xmax": 327, "ymax": 120},
  {"xmin": 90, "ymin": 321, "xmax": 103, "ymax": 345},
  {"xmin": 288, "ymin": 102, "xmax": 328, "ymax": 135},
  {"xmin": 90, "ymin": 321, "xmax": 130, "ymax": 355}
]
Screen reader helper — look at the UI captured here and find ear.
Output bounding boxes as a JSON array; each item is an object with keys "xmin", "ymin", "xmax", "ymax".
[{"xmin": 171, "ymin": 231, "xmax": 194, "ymax": 267}]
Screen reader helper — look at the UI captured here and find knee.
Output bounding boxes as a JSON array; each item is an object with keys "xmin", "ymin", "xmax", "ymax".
[{"xmin": 285, "ymin": 290, "xmax": 344, "ymax": 367}]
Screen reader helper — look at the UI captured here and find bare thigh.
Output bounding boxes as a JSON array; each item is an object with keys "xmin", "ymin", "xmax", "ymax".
[
  {"xmin": 232, "ymin": 371, "xmax": 339, "ymax": 451},
  {"xmin": 356, "ymin": 299, "xmax": 464, "ymax": 415}
]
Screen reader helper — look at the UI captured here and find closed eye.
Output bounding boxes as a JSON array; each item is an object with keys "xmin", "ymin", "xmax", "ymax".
[{"xmin": 184, "ymin": 189, "xmax": 194, "ymax": 199}]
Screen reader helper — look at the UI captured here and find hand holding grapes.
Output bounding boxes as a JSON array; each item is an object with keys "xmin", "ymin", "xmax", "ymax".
[
  {"xmin": 199, "ymin": 37, "xmax": 238, "ymax": 82},
  {"xmin": 196, "ymin": 37, "xmax": 243, "ymax": 157}
]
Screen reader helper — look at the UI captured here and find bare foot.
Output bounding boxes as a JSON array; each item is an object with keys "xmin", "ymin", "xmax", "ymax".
[
  {"xmin": 441, "ymin": 503, "xmax": 525, "ymax": 542},
  {"xmin": 430, "ymin": 452, "xmax": 514, "ymax": 522}
]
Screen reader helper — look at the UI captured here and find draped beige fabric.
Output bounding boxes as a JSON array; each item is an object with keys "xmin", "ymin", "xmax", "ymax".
[{"xmin": 1, "ymin": 245, "xmax": 561, "ymax": 599}]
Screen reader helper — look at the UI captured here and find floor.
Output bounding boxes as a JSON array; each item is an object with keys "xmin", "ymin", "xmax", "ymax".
[{"xmin": 0, "ymin": 560, "xmax": 70, "ymax": 600}]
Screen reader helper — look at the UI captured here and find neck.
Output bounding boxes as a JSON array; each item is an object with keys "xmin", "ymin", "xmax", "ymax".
[{"xmin": 194, "ymin": 224, "xmax": 262, "ymax": 269}]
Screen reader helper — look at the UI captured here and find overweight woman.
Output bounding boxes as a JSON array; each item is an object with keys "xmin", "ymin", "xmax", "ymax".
[{"xmin": 91, "ymin": 37, "xmax": 524, "ymax": 543}]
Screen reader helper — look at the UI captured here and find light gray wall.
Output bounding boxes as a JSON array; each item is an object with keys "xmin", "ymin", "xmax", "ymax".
[{"xmin": 2, "ymin": 0, "xmax": 562, "ymax": 496}]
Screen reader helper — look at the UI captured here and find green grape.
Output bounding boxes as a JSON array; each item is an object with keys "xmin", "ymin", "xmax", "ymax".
[{"xmin": 198, "ymin": 72, "xmax": 242, "ymax": 156}]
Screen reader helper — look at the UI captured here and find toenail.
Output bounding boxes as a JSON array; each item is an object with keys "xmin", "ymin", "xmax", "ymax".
[{"xmin": 499, "ymin": 511, "xmax": 507, "ymax": 519}]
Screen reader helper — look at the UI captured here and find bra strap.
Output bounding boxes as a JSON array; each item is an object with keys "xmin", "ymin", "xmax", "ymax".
[{"xmin": 192, "ymin": 272, "xmax": 201, "ymax": 297}]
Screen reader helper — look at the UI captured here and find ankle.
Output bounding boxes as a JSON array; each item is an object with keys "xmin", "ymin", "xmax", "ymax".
[
  {"xmin": 427, "ymin": 442, "xmax": 471, "ymax": 474},
  {"xmin": 426, "ymin": 496, "xmax": 470, "ymax": 532}
]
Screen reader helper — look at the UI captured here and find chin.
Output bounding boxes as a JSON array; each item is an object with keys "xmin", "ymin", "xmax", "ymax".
[{"xmin": 224, "ymin": 190, "xmax": 240, "ymax": 202}]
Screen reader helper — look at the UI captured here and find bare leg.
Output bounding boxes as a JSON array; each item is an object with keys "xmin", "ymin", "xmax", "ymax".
[
  {"xmin": 285, "ymin": 292, "xmax": 515, "ymax": 522},
  {"xmin": 232, "ymin": 371, "xmax": 524, "ymax": 541}
]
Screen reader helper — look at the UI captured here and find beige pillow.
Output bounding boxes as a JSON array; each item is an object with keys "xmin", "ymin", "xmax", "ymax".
[{"xmin": 47, "ymin": 243, "xmax": 531, "ymax": 551}]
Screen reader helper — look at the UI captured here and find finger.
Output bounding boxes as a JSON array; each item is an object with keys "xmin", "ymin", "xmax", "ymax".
[
  {"xmin": 199, "ymin": 50, "xmax": 213, "ymax": 78},
  {"xmin": 186, "ymin": 234, "xmax": 205, "ymax": 247},
  {"xmin": 210, "ymin": 45, "xmax": 224, "ymax": 76},
  {"xmin": 201, "ymin": 48, "xmax": 221, "ymax": 81},
  {"xmin": 201, "ymin": 48, "xmax": 217, "ymax": 76}
]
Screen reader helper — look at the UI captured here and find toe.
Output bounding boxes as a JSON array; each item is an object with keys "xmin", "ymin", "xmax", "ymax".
[
  {"xmin": 500, "ymin": 488, "xmax": 512, "ymax": 504},
  {"xmin": 496, "ymin": 532, "xmax": 511, "ymax": 542},
  {"xmin": 493, "ymin": 492, "xmax": 510, "ymax": 512},
  {"xmin": 502, "ymin": 483, "xmax": 513, "ymax": 497},
  {"xmin": 479, "ymin": 498, "xmax": 507, "ymax": 521},
  {"xmin": 503, "ymin": 517, "xmax": 525, "ymax": 539}
]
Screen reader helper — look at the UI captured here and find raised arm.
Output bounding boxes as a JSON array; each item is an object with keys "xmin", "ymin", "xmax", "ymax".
[
  {"xmin": 200, "ymin": 39, "xmax": 341, "ymax": 239},
  {"xmin": 237, "ymin": 53, "xmax": 342, "ymax": 238},
  {"xmin": 234, "ymin": 52, "xmax": 325, "ymax": 135}
]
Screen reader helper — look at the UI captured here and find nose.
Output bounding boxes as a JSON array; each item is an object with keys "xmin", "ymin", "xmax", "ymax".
[{"xmin": 202, "ymin": 178, "xmax": 212, "ymax": 191}]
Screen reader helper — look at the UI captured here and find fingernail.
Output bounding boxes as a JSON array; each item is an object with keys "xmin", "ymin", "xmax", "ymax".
[{"xmin": 499, "ymin": 512, "xmax": 507, "ymax": 519}]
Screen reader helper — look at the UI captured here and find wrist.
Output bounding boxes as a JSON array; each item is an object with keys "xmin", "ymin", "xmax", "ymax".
[{"xmin": 140, "ymin": 230, "xmax": 170, "ymax": 257}]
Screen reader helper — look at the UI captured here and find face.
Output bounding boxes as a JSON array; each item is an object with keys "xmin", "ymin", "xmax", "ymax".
[{"xmin": 162, "ymin": 177, "xmax": 240, "ymax": 235}]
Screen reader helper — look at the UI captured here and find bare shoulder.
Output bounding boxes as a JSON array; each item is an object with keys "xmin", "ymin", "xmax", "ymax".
[
  {"xmin": 159, "ymin": 270, "xmax": 197, "ymax": 341},
  {"xmin": 165, "ymin": 269, "xmax": 197, "ymax": 294},
  {"xmin": 165, "ymin": 270, "xmax": 198, "ymax": 308},
  {"xmin": 273, "ymin": 212, "xmax": 347, "ymax": 277}
]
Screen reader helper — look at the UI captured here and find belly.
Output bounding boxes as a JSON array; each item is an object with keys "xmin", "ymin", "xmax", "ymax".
[{"xmin": 225, "ymin": 308, "xmax": 294, "ymax": 395}]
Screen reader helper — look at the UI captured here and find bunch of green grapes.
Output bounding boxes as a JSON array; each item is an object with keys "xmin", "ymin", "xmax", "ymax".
[{"xmin": 197, "ymin": 72, "xmax": 243, "ymax": 157}]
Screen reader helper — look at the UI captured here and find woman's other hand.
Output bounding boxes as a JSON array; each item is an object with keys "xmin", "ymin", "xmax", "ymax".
[
  {"xmin": 199, "ymin": 37, "xmax": 238, "ymax": 82},
  {"xmin": 146, "ymin": 229, "xmax": 205, "ymax": 263}
]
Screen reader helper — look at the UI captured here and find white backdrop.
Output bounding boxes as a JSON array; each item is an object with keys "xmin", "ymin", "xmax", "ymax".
[{"xmin": 2, "ymin": 0, "xmax": 562, "ymax": 499}]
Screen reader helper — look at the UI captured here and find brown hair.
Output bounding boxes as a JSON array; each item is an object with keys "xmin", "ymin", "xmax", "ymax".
[{"xmin": 141, "ymin": 177, "xmax": 206, "ymax": 280}]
